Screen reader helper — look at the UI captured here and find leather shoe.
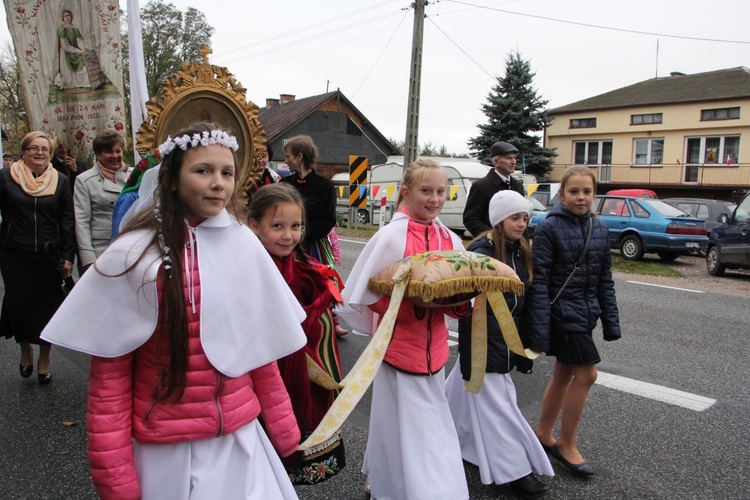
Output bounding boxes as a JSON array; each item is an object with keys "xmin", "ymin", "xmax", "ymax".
[
  {"xmin": 537, "ymin": 437, "xmax": 554, "ymax": 454},
  {"xmin": 19, "ymin": 364, "xmax": 33, "ymax": 378},
  {"xmin": 550, "ymin": 444, "xmax": 594, "ymax": 477},
  {"xmin": 38, "ymin": 373, "xmax": 52, "ymax": 386},
  {"xmin": 509, "ymin": 474, "xmax": 549, "ymax": 498}
]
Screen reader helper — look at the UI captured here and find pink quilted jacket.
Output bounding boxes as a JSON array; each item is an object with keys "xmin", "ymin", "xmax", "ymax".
[
  {"xmin": 370, "ymin": 218, "xmax": 469, "ymax": 374},
  {"xmin": 87, "ymin": 254, "xmax": 299, "ymax": 499}
]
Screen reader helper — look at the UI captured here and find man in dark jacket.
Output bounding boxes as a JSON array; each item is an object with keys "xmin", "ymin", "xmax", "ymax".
[{"xmin": 463, "ymin": 141, "xmax": 525, "ymax": 237}]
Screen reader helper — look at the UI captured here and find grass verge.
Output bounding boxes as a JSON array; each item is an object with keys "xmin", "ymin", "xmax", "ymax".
[
  {"xmin": 337, "ymin": 227, "xmax": 684, "ymax": 278},
  {"xmin": 336, "ymin": 225, "xmax": 378, "ymax": 240},
  {"xmin": 610, "ymin": 255, "xmax": 683, "ymax": 277}
]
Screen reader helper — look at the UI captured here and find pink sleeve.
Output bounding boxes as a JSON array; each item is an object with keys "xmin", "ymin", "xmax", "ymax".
[
  {"xmin": 88, "ymin": 354, "xmax": 141, "ymax": 500},
  {"xmin": 250, "ymin": 361, "xmax": 301, "ymax": 457},
  {"xmin": 371, "ymin": 296, "xmax": 469, "ymax": 319}
]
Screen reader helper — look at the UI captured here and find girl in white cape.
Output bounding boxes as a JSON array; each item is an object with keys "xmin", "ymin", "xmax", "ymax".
[
  {"xmin": 42, "ymin": 122, "xmax": 306, "ymax": 499},
  {"xmin": 338, "ymin": 159, "xmax": 470, "ymax": 500}
]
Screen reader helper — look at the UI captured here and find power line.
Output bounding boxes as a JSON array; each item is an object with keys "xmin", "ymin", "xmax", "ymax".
[
  {"xmin": 353, "ymin": 10, "xmax": 410, "ymax": 97},
  {"xmin": 230, "ymin": 24, "xmax": 402, "ymax": 74},
  {"xmin": 214, "ymin": 0, "xmax": 404, "ymax": 60},
  {"xmin": 426, "ymin": 16, "xmax": 494, "ymax": 79},
  {"xmin": 444, "ymin": 0, "xmax": 750, "ymax": 45},
  {"xmin": 216, "ymin": 10, "xmax": 405, "ymax": 67}
]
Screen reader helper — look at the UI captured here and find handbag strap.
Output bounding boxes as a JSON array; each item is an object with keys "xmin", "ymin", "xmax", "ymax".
[
  {"xmin": 576, "ymin": 217, "xmax": 595, "ymax": 267},
  {"xmin": 550, "ymin": 217, "xmax": 594, "ymax": 305}
]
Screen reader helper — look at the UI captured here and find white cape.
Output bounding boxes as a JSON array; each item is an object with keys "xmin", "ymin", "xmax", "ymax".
[
  {"xmin": 336, "ymin": 212, "xmax": 463, "ymax": 335},
  {"xmin": 42, "ymin": 210, "xmax": 306, "ymax": 377}
]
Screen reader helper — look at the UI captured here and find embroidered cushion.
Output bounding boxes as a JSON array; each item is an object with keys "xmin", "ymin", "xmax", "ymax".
[{"xmin": 368, "ymin": 250, "xmax": 523, "ymax": 302}]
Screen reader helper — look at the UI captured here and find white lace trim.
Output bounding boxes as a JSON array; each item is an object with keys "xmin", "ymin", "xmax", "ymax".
[{"xmin": 158, "ymin": 130, "xmax": 239, "ymax": 157}]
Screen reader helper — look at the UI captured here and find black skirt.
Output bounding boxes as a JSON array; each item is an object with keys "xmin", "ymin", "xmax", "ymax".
[
  {"xmin": 1, "ymin": 249, "xmax": 66, "ymax": 345},
  {"xmin": 548, "ymin": 331, "xmax": 601, "ymax": 367}
]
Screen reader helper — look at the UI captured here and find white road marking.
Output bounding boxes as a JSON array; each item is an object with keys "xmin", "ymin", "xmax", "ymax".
[
  {"xmin": 626, "ymin": 280, "xmax": 704, "ymax": 294},
  {"xmin": 596, "ymin": 371, "xmax": 716, "ymax": 412},
  {"xmin": 339, "ymin": 238, "xmax": 367, "ymax": 245},
  {"xmin": 448, "ymin": 330, "xmax": 458, "ymax": 346}
]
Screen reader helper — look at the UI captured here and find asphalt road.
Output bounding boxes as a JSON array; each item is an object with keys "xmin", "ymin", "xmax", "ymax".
[{"xmin": 1, "ymin": 240, "xmax": 749, "ymax": 499}]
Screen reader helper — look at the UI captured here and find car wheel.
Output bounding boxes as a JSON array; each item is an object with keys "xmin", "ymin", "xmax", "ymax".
[
  {"xmin": 706, "ymin": 246, "xmax": 726, "ymax": 276},
  {"xmin": 357, "ymin": 209, "xmax": 370, "ymax": 225},
  {"xmin": 619, "ymin": 235, "xmax": 644, "ymax": 261},
  {"xmin": 657, "ymin": 251, "xmax": 680, "ymax": 262}
]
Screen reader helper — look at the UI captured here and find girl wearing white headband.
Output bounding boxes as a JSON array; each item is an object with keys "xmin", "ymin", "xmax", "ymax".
[{"xmin": 42, "ymin": 122, "xmax": 306, "ymax": 499}]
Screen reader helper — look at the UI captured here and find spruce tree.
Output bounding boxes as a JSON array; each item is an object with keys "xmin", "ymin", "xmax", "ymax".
[{"xmin": 468, "ymin": 51, "xmax": 556, "ymax": 179}]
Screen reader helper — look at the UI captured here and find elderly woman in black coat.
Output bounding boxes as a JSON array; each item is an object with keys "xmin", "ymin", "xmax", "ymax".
[{"xmin": 0, "ymin": 131, "xmax": 75, "ymax": 385}]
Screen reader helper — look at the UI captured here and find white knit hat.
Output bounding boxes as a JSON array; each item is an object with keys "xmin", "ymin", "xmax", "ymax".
[{"xmin": 488, "ymin": 190, "xmax": 533, "ymax": 227}]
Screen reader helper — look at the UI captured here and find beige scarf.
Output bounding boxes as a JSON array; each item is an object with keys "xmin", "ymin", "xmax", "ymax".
[
  {"xmin": 10, "ymin": 160, "xmax": 58, "ymax": 197},
  {"xmin": 98, "ymin": 161, "xmax": 120, "ymax": 183}
]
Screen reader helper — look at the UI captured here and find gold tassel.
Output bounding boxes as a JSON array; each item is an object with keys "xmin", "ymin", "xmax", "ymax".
[{"xmin": 368, "ymin": 276, "xmax": 524, "ymax": 302}]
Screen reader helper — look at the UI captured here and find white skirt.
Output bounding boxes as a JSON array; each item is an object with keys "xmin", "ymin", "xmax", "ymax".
[
  {"xmin": 445, "ymin": 359, "xmax": 554, "ymax": 485},
  {"xmin": 363, "ymin": 364, "xmax": 469, "ymax": 500},
  {"xmin": 134, "ymin": 420, "xmax": 297, "ymax": 499}
]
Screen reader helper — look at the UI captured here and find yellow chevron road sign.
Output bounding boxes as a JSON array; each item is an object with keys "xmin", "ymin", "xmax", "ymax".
[{"xmin": 349, "ymin": 156, "xmax": 368, "ymax": 208}]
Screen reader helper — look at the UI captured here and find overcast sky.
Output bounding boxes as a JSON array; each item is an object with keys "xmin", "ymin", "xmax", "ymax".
[{"xmin": 2, "ymin": 0, "xmax": 748, "ymax": 155}]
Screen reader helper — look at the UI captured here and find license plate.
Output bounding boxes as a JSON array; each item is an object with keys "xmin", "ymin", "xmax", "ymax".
[{"xmin": 686, "ymin": 242, "xmax": 699, "ymax": 248}]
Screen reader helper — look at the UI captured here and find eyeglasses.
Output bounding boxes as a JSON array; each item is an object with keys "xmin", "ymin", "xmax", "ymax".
[{"xmin": 24, "ymin": 146, "xmax": 51, "ymax": 154}]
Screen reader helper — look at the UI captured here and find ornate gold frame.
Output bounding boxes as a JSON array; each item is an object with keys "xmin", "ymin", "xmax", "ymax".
[{"xmin": 135, "ymin": 51, "xmax": 266, "ymax": 189}]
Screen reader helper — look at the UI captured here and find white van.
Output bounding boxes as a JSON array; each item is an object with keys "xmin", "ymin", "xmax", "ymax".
[
  {"xmin": 511, "ymin": 172, "xmax": 538, "ymax": 195},
  {"xmin": 369, "ymin": 156, "xmax": 491, "ymax": 234}
]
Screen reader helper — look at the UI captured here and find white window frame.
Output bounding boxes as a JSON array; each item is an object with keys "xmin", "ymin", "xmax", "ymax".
[
  {"xmin": 632, "ymin": 138, "xmax": 664, "ymax": 166},
  {"xmin": 573, "ymin": 140, "xmax": 612, "ymax": 166},
  {"xmin": 685, "ymin": 135, "xmax": 740, "ymax": 165}
]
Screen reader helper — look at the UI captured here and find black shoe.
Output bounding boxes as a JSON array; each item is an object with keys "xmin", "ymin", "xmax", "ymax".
[
  {"xmin": 19, "ymin": 365, "xmax": 33, "ymax": 378},
  {"xmin": 537, "ymin": 437, "xmax": 554, "ymax": 454},
  {"xmin": 38, "ymin": 373, "xmax": 52, "ymax": 385},
  {"xmin": 509, "ymin": 474, "xmax": 549, "ymax": 498},
  {"xmin": 550, "ymin": 444, "xmax": 594, "ymax": 477}
]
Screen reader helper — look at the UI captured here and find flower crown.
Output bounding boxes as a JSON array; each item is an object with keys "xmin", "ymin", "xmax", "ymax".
[{"xmin": 158, "ymin": 129, "xmax": 239, "ymax": 157}]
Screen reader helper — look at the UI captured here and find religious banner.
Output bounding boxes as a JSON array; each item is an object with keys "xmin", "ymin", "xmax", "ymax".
[{"xmin": 4, "ymin": 0, "xmax": 126, "ymax": 157}]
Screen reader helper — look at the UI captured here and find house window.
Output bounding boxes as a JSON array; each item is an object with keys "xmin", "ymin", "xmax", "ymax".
[
  {"xmin": 570, "ymin": 118, "xmax": 596, "ymax": 128},
  {"xmin": 633, "ymin": 138, "xmax": 664, "ymax": 165},
  {"xmin": 686, "ymin": 136, "xmax": 740, "ymax": 164},
  {"xmin": 701, "ymin": 107, "xmax": 740, "ymax": 121},
  {"xmin": 631, "ymin": 113, "xmax": 663, "ymax": 125},
  {"xmin": 574, "ymin": 140, "xmax": 612, "ymax": 165}
]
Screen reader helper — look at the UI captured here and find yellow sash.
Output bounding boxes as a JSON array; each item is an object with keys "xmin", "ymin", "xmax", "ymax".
[
  {"xmin": 299, "ymin": 268, "xmax": 541, "ymax": 449},
  {"xmin": 464, "ymin": 291, "xmax": 539, "ymax": 393},
  {"xmin": 299, "ymin": 262, "xmax": 410, "ymax": 451}
]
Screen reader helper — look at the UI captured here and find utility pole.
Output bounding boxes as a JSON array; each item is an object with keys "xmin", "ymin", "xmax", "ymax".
[{"xmin": 403, "ymin": 0, "xmax": 426, "ymax": 166}]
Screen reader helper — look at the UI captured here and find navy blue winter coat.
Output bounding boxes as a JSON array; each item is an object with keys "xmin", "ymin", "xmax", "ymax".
[
  {"xmin": 525, "ymin": 204, "xmax": 621, "ymax": 353},
  {"xmin": 457, "ymin": 236, "xmax": 539, "ymax": 379}
]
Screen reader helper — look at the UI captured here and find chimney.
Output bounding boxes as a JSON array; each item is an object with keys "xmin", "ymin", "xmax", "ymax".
[
  {"xmin": 669, "ymin": 71, "xmax": 686, "ymax": 77},
  {"xmin": 265, "ymin": 98, "xmax": 280, "ymax": 108},
  {"xmin": 280, "ymin": 94, "xmax": 296, "ymax": 104}
]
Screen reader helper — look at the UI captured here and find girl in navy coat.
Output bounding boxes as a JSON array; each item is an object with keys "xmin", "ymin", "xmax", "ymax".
[{"xmin": 527, "ymin": 165, "xmax": 621, "ymax": 477}]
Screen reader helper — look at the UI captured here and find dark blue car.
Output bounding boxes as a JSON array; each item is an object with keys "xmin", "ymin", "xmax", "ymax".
[{"xmin": 706, "ymin": 191, "xmax": 750, "ymax": 276}]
